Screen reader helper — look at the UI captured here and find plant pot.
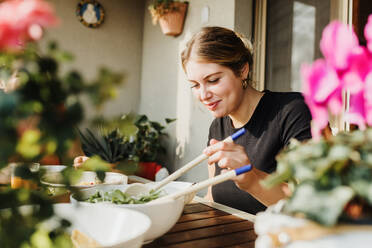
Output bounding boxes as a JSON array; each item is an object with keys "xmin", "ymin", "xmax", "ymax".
[
  {"xmin": 135, "ymin": 162, "xmax": 162, "ymax": 181},
  {"xmin": 158, "ymin": 2, "xmax": 188, "ymax": 37},
  {"xmin": 254, "ymin": 202, "xmax": 372, "ymax": 248}
]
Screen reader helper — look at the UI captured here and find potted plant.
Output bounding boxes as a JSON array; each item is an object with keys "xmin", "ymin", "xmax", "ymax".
[
  {"xmin": 0, "ymin": 0, "xmax": 124, "ymax": 246},
  {"xmin": 78, "ymin": 113, "xmax": 175, "ymax": 180},
  {"xmin": 149, "ymin": 0, "xmax": 188, "ymax": 36},
  {"xmin": 254, "ymin": 15, "xmax": 372, "ymax": 248}
]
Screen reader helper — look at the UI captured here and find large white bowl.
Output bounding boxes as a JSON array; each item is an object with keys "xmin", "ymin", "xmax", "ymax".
[
  {"xmin": 52, "ymin": 203, "xmax": 151, "ymax": 248},
  {"xmin": 70, "ymin": 182, "xmax": 193, "ymax": 242}
]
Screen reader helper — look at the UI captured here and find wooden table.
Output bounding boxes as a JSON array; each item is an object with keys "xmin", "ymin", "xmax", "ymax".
[{"xmin": 143, "ymin": 197, "xmax": 257, "ymax": 248}]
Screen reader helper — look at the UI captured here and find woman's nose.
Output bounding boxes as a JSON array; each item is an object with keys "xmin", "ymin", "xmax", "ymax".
[{"xmin": 200, "ymin": 86, "xmax": 212, "ymax": 100}]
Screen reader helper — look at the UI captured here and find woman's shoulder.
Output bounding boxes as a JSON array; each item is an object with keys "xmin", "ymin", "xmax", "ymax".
[
  {"xmin": 264, "ymin": 91, "xmax": 308, "ymax": 112},
  {"xmin": 264, "ymin": 90, "xmax": 304, "ymax": 102}
]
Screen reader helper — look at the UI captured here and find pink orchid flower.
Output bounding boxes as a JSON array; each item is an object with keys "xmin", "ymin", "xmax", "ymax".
[
  {"xmin": 303, "ymin": 17, "xmax": 372, "ymax": 136},
  {"xmin": 0, "ymin": 0, "xmax": 58, "ymax": 51},
  {"xmin": 320, "ymin": 21, "xmax": 359, "ymax": 70},
  {"xmin": 301, "ymin": 59, "xmax": 342, "ymax": 138},
  {"xmin": 345, "ymin": 73, "xmax": 372, "ymax": 128}
]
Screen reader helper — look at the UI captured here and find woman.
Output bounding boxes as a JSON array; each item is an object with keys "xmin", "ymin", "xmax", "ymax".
[{"xmin": 182, "ymin": 26, "xmax": 311, "ymax": 214}]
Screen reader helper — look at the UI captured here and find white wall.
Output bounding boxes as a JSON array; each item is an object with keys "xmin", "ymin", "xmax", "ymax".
[
  {"xmin": 43, "ymin": 0, "xmax": 254, "ymax": 189},
  {"xmin": 43, "ymin": 0, "xmax": 145, "ymax": 120},
  {"xmin": 139, "ymin": 0, "xmax": 253, "ymax": 188}
]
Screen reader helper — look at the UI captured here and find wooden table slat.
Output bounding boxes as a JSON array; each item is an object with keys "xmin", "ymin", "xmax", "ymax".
[
  {"xmin": 182, "ymin": 203, "xmax": 215, "ymax": 214},
  {"xmin": 224, "ymin": 241, "xmax": 256, "ymax": 248},
  {"xmin": 159, "ymin": 230, "xmax": 257, "ymax": 248},
  {"xmin": 158, "ymin": 221, "xmax": 254, "ymax": 245},
  {"xmin": 177, "ymin": 209, "xmax": 229, "ymax": 223},
  {"xmin": 168, "ymin": 214, "xmax": 247, "ymax": 233}
]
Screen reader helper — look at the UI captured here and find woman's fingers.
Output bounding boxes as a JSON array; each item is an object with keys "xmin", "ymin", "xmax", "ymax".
[
  {"xmin": 73, "ymin": 156, "xmax": 89, "ymax": 168},
  {"xmin": 209, "ymin": 138, "xmax": 219, "ymax": 145},
  {"xmin": 204, "ymin": 139, "xmax": 233, "ymax": 156}
]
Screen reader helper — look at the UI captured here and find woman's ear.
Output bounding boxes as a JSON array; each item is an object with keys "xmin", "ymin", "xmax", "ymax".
[{"xmin": 241, "ymin": 63, "xmax": 249, "ymax": 79}]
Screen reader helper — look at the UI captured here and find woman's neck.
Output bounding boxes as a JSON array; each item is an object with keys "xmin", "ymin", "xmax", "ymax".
[{"xmin": 229, "ymin": 87, "xmax": 264, "ymax": 128}]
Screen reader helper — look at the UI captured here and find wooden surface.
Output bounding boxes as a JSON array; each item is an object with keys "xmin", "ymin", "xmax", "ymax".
[{"xmin": 143, "ymin": 203, "xmax": 256, "ymax": 248}]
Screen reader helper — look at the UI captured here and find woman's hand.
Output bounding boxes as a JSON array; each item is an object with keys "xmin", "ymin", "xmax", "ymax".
[
  {"xmin": 73, "ymin": 156, "xmax": 89, "ymax": 168},
  {"xmin": 204, "ymin": 138, "xmax": 287, "ymax": 206},
  {"xmin": 203, "ymin": 139, "xmax": 254, "ymax": 191}
]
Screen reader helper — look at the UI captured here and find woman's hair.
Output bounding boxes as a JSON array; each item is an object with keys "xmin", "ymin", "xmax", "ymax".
[{"xmin": 181, "ymin": 26, "xmax": 254, "ymax": 80}]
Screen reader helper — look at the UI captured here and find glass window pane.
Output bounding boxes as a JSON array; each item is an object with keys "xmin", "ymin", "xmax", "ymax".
[{"xmin": 264, "ymin": 0, "xmax": 330, "ymax": 92}]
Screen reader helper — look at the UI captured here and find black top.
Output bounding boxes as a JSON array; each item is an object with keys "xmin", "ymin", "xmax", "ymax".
[{"xmin": 208, "ymin": 91, "xmax": 312, "ymax": 214}]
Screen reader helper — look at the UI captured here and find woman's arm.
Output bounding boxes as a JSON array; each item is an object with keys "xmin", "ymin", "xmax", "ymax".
[{"xmin": 204, "ymin": 139, "xmax": 286, "ymax": 206}]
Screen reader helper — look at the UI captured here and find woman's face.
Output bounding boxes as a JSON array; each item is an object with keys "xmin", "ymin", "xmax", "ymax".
[{"xmin": 185, "ymin": 60, "xmax": 245, "ymax": 118}]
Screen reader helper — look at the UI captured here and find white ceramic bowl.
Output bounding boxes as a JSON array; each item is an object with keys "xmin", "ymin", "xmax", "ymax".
[
  {"xmin": 40, "ymin": 165, "xmax": 67, "ymax": 172},
  {"xmin": 70, "ymin": 182, "xmax": 193, "ymax": 242},
  {"xmin": 51, "ymin": 203, "xmax": 151, "ymax": 248},
  {"xmin": 41, "ymin": 170, "xmax": 128, "ymax": 189}
]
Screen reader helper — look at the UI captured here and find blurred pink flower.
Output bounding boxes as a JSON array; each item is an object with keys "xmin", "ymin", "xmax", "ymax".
[
  {"xmin": 345, "ymin": 73, "xmax": 372, "ymax": 128},
  {"xmin": 365, "ymin": 15, "xmax": 372, "ymax": 52},
  {"xmin": 320, "ymin": 21, "xmax": 359, "ymax": 70},
  {"xmin": 301, "ymin": 59, "xmax": 342, "ymax": 138},
  {"xmin": 0, "ymin": 0, "xmax": 58, "ymax": 51},
  {"xmin": 303, "ymin": 16, "xmax": 372, "ymax": 137}
]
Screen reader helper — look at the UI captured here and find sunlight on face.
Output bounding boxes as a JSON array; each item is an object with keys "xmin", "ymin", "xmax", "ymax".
[{"xmin": 185, "ymin": 60, "xmax": 244, "ymax": 118}]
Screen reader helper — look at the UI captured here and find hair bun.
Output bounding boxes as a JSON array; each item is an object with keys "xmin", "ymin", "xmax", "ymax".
[{"xmin": 235, "ymin": 32, "xmax": 253, "ymax": 55}]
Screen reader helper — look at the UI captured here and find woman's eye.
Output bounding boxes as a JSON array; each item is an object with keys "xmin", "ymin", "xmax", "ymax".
[
  {"xmin": 190, "ymin": 84, "xmax": 199, "ymax": 89},
  {"xmin": 208, "ymin": 78, "xmax": 219, "ymax": 83}
]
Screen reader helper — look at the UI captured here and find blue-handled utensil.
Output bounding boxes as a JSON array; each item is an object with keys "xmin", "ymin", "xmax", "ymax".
[
  {"xmin": 124, "ymin": 128, "xmax": 246, "ymax": 196},
  {"xmin": 152, "ymin": 164, "xmax": 253, "ymax": 203}
]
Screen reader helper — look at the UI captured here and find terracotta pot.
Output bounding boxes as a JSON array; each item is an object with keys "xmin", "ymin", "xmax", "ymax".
[{"xmin": 159, "ymin": 2, "xmax": 188, "ymax": 37}]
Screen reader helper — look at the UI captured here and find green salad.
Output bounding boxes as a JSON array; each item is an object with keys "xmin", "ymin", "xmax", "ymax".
[{"xmin": 85, "ymin": 189, "xmax": 162, "ymax": 204}]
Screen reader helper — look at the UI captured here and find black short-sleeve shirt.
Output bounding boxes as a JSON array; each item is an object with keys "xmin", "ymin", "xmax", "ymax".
[{"xmin": 208, "ymin": 90, "xmax": 312, "ymax": 214}]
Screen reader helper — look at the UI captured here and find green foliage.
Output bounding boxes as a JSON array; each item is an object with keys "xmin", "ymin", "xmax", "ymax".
[
  {"xmin": 134, "ymin": 114, "xmax": 175, "ymax": 162},
  {"xmin": 0, "ymin": 41, "xmax": 124, "ymax": 247},
  {"xmin": 262, "ymin": 128, "xmax": 372, "ymax": 226},
  {"xmin": 78, "ymin": 128, "xmax": 134, "ymax": 164},
  {"xmin": 80, "ymin": 114, "xmax": 176, "ymax": 167}
]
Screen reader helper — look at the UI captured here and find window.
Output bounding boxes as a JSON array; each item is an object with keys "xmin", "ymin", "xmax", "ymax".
[{"xmin": 261, "ymin": 0, "xmax": 331, "ymax": 92}]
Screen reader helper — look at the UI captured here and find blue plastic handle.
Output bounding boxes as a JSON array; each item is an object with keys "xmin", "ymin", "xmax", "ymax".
[
  {"xmin": 235, "ymin": 164, "xmax": 253, "ymax": 175},
  {"xmin": 231, "ymin": 128, "xmax": 246, "ymax": 141}
]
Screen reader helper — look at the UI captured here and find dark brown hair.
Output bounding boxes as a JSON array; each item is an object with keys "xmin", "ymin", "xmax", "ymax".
[{"xmin": 181, "ymin": 26, "xmax": 253, "ymax": 80}]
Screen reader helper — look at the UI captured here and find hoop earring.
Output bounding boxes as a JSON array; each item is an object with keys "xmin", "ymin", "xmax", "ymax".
[{"xmin": 242, "ymin": 78, "xmax": 248, "ymax": 89}]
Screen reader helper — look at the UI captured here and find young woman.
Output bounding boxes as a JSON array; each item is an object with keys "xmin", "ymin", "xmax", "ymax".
[{"xmin": 182, "ymin": 26, "xmax": 312, "ymax": 214}]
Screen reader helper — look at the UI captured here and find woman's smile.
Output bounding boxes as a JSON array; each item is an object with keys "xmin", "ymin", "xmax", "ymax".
[{"xmin": 205, "ymin": 100, "xmax": 221, "ymax": 111}]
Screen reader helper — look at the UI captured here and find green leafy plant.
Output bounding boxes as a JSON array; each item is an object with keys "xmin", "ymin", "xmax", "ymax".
[
  {"xmin": 263, "ymin": 129, "xmax": 372, "ymax": 226},
  {"xmin": 133, "ymin": 114, "xmax": 176, "ymax": 162},
  {"xmin": 0, "ymin": 16, "xmax": 123, "ymax": 248},
  {"xmin": 79, "ymin": 113, "xmax": 176, "ymax": 169}
]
